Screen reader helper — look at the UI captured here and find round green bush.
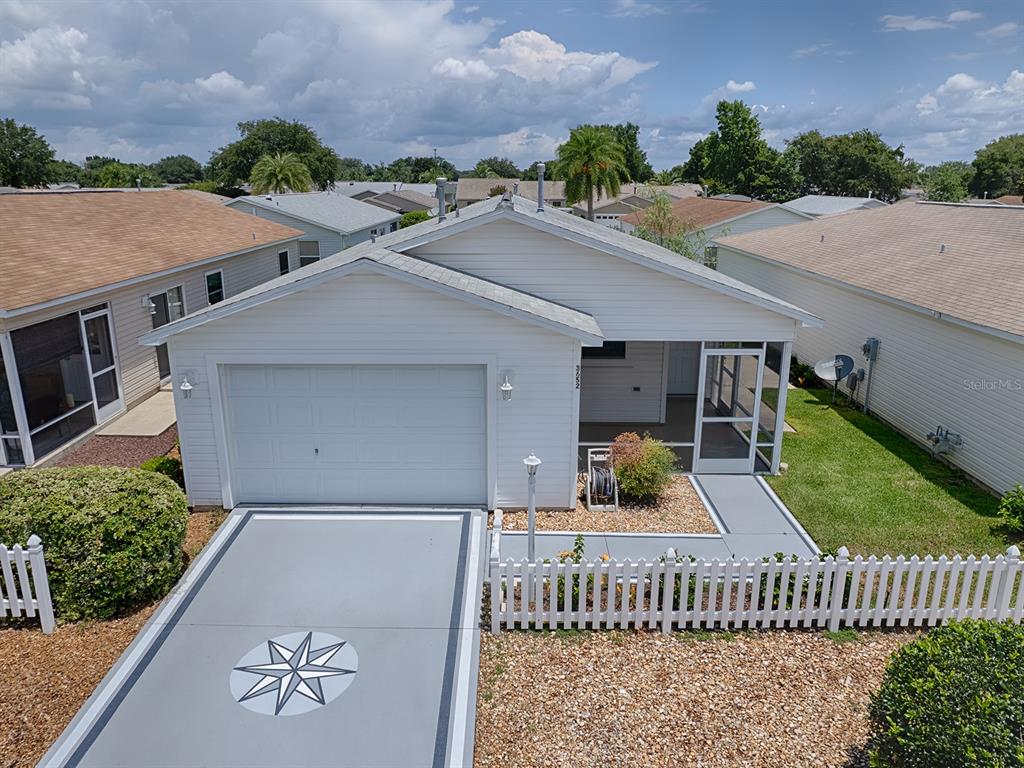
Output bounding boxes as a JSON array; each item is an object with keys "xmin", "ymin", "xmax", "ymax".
[
  {"xmin": 140, "ymin": 455, "xmax": 185, "ymax": 489},
  {"xmin": 609, "ymin": 432, "xmax": 676, "ymax": 502},
  {"xmin": 868, "ymin": 619, "xmax": 1024, "ymax": 767},
  {"xmin": 0, "ymin": 466, "xmax": 189, "ymax": 621},
  {"xmin": 998, "ymin": 483, "xmax": 1024, "ymax": 532}
]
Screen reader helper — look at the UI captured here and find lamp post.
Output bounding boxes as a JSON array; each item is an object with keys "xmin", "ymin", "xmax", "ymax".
[{"xmin": 523, "ymin": 453, "xmax": 541, "ymax": 562}]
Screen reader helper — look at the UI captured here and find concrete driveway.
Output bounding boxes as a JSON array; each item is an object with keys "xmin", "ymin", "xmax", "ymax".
[{"xmin": 39, "ymin": 507, "xmax": 486, "ymax": 768}]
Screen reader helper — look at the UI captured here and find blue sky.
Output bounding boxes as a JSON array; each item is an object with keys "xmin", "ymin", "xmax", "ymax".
[{"xmin": 1, "ymin": 0, "xmax": 1020, "ymax": 170}]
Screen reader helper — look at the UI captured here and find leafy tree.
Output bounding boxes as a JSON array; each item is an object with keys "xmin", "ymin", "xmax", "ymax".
[
  {"xmin": 634, "ymin": 193, "xmax": 680, "ymax": 245},
  {"xmin": 179, "ymin": 180, "xmax": 246, "ymax": 198},
  {"xmin": 399, "ymin": 209, "xmax": 431, "ymax": 228},
  {"xmin": 337, "ymin": 157, "xmax": 372, "ymax": 181},
  {"xmin": 522, "ymin": 160, "xmax": 561, "ymax": 181},
  {"xmin": 0, "ymin": 118, "xmax": 55, "ymax": 187},
  {"xmin": 680, "ymin": 101, "xmax": 801, "ymax": 201},
  {"xmin": 46, "ymin": 159, "xmax": 83, "ymax": 184},
  {"xmin": 97, "ymin": 162, "xmax": 163, "ymax": 188},
  {"xmin": 609, "ymin": 122, "xmax": 653, "ymax": 182},
  {"xmin": 84, "ymin": 155, "xmax": 119, "ymax": 170},
  {"xmin": 78, "ymin": 156, "xmax": 121, "ymax": 187},
  {"xmin": 209, "ymin": 118, "xmax": 339, "ymax": 189},
  {"xmin": 784, "ymin": 129, "xmax": 916, "ymax": 201},
  {"xmin": 249, "ymin": 152, "xmax": 313, "ymax": 194},
  {"xmin": 368, "ymin": 155, "xmax": 458, "ymax": 183},
  {"xmin": 969, "ymin": 134, "xmax": 1024, "ymax": 199},
  {"xmin": 471, "ymin": 156, "xmax": 520, "ymax": 178},
  {"xmin": 556, "ymin": 125, "xmax": 627, "ymax": 220},
  {"xmin": 922, "ymin": 161, "xmax": 973, "ymax": 202},
  {"xmin": 650, "ymin": 169, "xmax": 683, "ymax": 185},
  {"xmin": 151, "ymin": 154, "xmax": 202, "ymax": 184},
  {"xmin": 631, "ymin": 218, "xmax": 710, "ymax": 264}
]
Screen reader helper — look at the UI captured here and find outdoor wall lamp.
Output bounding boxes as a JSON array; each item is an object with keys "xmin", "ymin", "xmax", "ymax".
[
  {"xmin": 143, "ymin": 296, "xmax": 157, "ymax": 315},
  {"xmin": 179, "ymin": 375, "xmax": 193, "ymax": 400},
  {"xmin": 500, "ymin": 374, "xmax": 514, "ymax": 401}
]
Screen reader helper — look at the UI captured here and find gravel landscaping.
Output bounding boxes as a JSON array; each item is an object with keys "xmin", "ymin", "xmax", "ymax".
[
  {"xmin": 0, "ymin": 510, "xmax": 225, "ymax": 768},
  {"xmin": 52, "ymin": 425, "xmax": 179, "ymax": 469},
  {"xmin": 499, "ymin": 475, "xmax": 717, "ymax": 534},
  {"xmin": 475, "ymin": 629, "xmax": 915, "ymax": 768}
]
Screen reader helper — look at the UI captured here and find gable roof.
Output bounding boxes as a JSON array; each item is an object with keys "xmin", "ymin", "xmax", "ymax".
[
  {"xmin": 619, "ymin": 196, "xmax": 791, "ymax": 229},
  {"xmin": 144, "ymin": 194, "xmax": 819, "ymax": 344},
  {"xmin": 369, "ymin": 189, "xmax": 437, "ymax": 210},
  {"xmin": 994, "ymin": 194, "xmax": 1024, "ymax": 205},
  {"xmin": 573, "ymin": 183, "xmax": 702, "ymax": 213},
  {"xmin": 716, "ymin": 201, "xmax": 1024, "ymax": 342},
  {"xmin": 227, "ymin": 192, "xmax": 400, "ymax": 235},
  {"xmin": 785, "ymin": 194, "xmax": 888, "ymax": 216},
  {"xmin": 141, "ymin": 245, "xmax": 603, "ymax": 345},
  {"xmin": 0, "ymin": 190, "xmax": 302, "ymax": 315},
  {"xmin": 332, "ymin": 181, "xmax": 439, "ymax": 199}
]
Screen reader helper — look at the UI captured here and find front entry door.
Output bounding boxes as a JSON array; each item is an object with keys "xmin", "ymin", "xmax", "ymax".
[
  {"xmin": 693, "ymin": 346, "xmax": 763, "ymax": 473},
  {"xmin": 80, "ymin": 308, "xmax": 124, "ymax": 423}
]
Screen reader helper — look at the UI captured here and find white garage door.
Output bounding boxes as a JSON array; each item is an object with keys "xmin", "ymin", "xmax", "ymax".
[{"xmin": 224, "ymin": 364, "xmax": 487, "ymax": 504}]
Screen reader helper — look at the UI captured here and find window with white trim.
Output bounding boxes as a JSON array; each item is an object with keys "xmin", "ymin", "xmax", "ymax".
[
  {"xmin": 298, "ymin": 240, "xmax": 320, "ymax": 267},
  {"xmin": 205, "ymin": 269, "xmax": 225, "ymax": 305}
]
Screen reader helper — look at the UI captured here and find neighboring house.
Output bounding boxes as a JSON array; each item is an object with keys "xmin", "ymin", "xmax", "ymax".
[
  {"xmin": 0, "ymin": 190, "xmax": 301, "ymax": 468},
  {"xmin": 456, "ymin": 178, "xmax": 567, "ymax": 208},
  {"xmin": 618, "ymin": 197, "xmax": 812, "ymax": 248},
  {"xmin": 226, "ymin": 192, "xmax": 401, "ymax": 266},
  {"xmin": 143, "ymin": 194, "xmax": 820, "ymax": 510},
  {"xmin": 364, "ymin": 188, "xmax": 438, "ymax": 215},
  {"xmin": 994, "ymin": 195, "xmax": 1024, "ymax": 205},
  {"xmin": 715, "ymin": 201, "xmax": 1024, "ymax": 494},
  {"xmin": 571, "ymin": 184, "xmax": 701, "ymax": 226},
  {"xmin": 332, "ymin": 181, "xmax": 445, "ymax": 200},
  {"xmin": 785, "ymin": 194, "xmax": 889, "ymax": 217}
]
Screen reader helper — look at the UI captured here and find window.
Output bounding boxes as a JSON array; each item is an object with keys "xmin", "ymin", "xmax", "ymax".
[
  {"xmin": 149, "ymin": 286, "xmax": 185, "ymax": 380},
  {"xmin": 298, "ymin": 241, "xmax": 320, "ymax": 267},
  {"xmin": 278, "ymin": 250, "xmax": 290, "ymax": 276},
  {"xmin": 205, "ymin": 270, "xmax": 225, "ymax": 305},
  {"xmin": 582, "ymin": 341, "xmax": 627, "ymax": 359},
  {"xmin": 390, "ymin": 222, "xmax": 399, "ymax": 232}
]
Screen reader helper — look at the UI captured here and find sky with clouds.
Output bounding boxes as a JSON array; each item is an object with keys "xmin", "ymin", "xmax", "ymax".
[{"xmin": 1, "ymin": 0, "xmax": 1021, "ymax": 170}]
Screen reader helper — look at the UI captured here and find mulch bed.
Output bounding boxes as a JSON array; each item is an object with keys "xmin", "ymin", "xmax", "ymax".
[
  {"xmin": 0, "ymin": 510, "xmax": 226, "ymax": 768},
  {"xmin": 475, "ymin": 629, "xmax": 915, "ymax": 768},
  {"xmin": 499, "ymin": 476, "xmax": 718, "ymax": 534},
  {"xmin": 52, "ymin": 425, "xmax": 178, "ymax": 468}
]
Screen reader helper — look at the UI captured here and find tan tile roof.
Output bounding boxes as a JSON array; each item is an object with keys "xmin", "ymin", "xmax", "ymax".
[
  {"xmin": 0, "ymin": 190, "xmax": 301, "ymax": 312},
  {"xmin": 620, "ymin": 196, "xmax": 773, "ymax": 229},
  {"xmin": 717, "ymin": 202, "xmax": 1024, "ymax": 339}
]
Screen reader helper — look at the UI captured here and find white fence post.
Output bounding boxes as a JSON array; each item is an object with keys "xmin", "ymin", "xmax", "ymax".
[
  {"xmin": 828, "ymin": 547, "xmax": 850, "ymax": 632},
  {"xmin": 26, "ymin": 535, "xmax": 55, "ymax": 634},
  {"xmin": 994, "ymin": 545, "xmax": 1020, "ymax": 622}
]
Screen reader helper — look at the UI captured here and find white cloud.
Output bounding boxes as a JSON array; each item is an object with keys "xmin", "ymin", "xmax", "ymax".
[
  {"xmin": 139, "ymin": 71, "xmax": 269, "ymax": 112},
  {"xmin": 433, "ymin": 57, "xmax": 496, "ymax": 82},
  {"xmin": 725, "ymin": 79, "xmax": 756, "ymax": 93},
  {"xmin": 947, "ymin": 10, "xmax": 984, "ymax": 23},
  {"xmin": 881, "ymin": 10, "xmax": 983, "ymax": 32},
  {"xmin": 978, "ymin": 22, "xmax": 1020, "ymax": 38},
  {"xmin": 609, "ymin": 0, "xmax": 669, "ymax": 18},
  {"xmin": 792, "ymin": 41, "xmax": 832, "ymax": 58}
]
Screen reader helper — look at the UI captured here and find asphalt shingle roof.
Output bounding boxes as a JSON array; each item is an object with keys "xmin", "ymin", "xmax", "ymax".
[
  {"xmin": 0, "ymin": 190, "xmax": 301, "ymax": 313},
  {"xmin": 717, "ymin": 201, "xmax": 1024, "ymax": 339},
  {"xmin": 229, "ymin": 191, "xmax": 400, "ymax": 234},
  {"xmin": 785, "ymin": 195, "xmax": 888, "ymax": 216},
  {"xmin": 619, "ymin": 197, "xmax": 774, "ymax": 229}
]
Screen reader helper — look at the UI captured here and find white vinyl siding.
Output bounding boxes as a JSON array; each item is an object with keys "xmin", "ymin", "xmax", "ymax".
[
  {"xmin": 226, "ymin": 201, "xmax": 393, "ymax": 257},
  {"xmin": 717, "ymin": 246, "xmax": 1024, "ymax": 494},
  {"xmin": 167, "ymin": 273, "xmax": 579, "ymax": 509},
  {"xmin": 580, "ymin": 342, "xmax": 665, "ymax": 422},
  {"xmin": 407, "ymin": 220, "xmax": 798, "ymax": 341},
  {"xmin": 701, "ymin": 206, "xmax": 809, "ymax": 240},
  {"xmin": 3, "ymin": 241, "xmax": 297, "ymax": 412}
]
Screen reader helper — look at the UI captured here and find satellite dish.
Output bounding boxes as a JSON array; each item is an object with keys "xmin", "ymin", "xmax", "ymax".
[
  {"xmin": 814, "ymin": 354, "xmax": 855, "ymax": 381},
  {"xmin": 814, "ymin": 354, "xmax": 856, "ymax": 404}
]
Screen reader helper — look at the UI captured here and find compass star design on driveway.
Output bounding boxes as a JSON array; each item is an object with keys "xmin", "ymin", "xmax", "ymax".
[{"xmin": 230, "ymin": 632, "xmax": 358, "ymax": 716}]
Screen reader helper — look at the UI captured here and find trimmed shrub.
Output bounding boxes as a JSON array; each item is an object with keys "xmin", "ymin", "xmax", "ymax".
[
  {"xmin": 867, "ymin": 619, "xmax": 1024, "ymax": 767},
  {"xmin": 399, "ymin": 209, "xmax": 431, "ymax": 228},
  {"xmin": 609, "ymin": 432, "xmax": 676, "ymax": 502},
  {"xmin": 140, "ymin": 455, "xmax": 185, "ymax": 489},
  {"xmin": 0, "ymin": 466, "xmax": 189, "ymax": 620},
  {"xmin": 997, "ymin": 483, "xmax": 1024, "ymax": 531}
]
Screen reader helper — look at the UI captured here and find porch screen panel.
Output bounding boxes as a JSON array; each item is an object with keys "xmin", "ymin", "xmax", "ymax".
[{"xmin": 12, "ymin": 313, "xmax": 93, "ymax": 430}]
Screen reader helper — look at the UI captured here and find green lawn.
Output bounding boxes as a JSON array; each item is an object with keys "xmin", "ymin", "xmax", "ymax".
[{"xmin": 769, "ymin": 387, "xmax": 1018, "ymax": 556}]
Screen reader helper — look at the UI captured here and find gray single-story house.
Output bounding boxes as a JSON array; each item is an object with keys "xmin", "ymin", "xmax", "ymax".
[
  {"xmin": 0, "ymin": 190, "xmax": 301, "ymax": 467},
  {"xmin": 716, "ymin": 201, "xmax": 1024, "ymax": 494},
  {"xmin": 144, "ymin": 192, "xmax": 820, "ymax": 510},
  {"xmin": 226, "ymin": 192, "xmax": 401, "ymax": 266}
]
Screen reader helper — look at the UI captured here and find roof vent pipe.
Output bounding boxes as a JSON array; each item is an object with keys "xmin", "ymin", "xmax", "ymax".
[
  {"xmin": 868, "ymin": 191, "xmax": 873, "ymax": 199},
  {"xmin": 940, "ymin": 243, "xmax": 946, "ymax": 253},
  {"xmin": 436, "ymin": 177, "xmax": 447, "ymax": 223},
  {"xmin": 135, "ymin": 177, "xmax": 141, "ymax": 191},
  {"xmin": 536, "ymin": 162, "xmax": 546, "ymax": 213}
]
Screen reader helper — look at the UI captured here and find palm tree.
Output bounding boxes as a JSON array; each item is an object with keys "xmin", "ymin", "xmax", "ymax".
[
  {"xmin": 249, "ymin": 152, "xmax": 313, "ymax": 194},
  {"xmin": 556, "ymin": 125, "xmax": 627, "ymax": 221}
]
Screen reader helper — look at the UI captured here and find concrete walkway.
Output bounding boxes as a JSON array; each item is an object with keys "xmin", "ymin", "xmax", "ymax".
[
  {"xmin": 97, "ymin": 391, "xmax": 176, "ymax": 436},
  {"xmin": 499, "ymin": 475, "xmax": 818, "ymax": 562}
]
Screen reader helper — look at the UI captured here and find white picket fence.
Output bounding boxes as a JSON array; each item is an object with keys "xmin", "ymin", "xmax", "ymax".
[
  {"xmin": 489, "ymin": 545, "xmax": 1024, "ymax": 634},
  {"xmin": 1, "ymin": 535, "xmax": 56, "ymax": 634}
]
